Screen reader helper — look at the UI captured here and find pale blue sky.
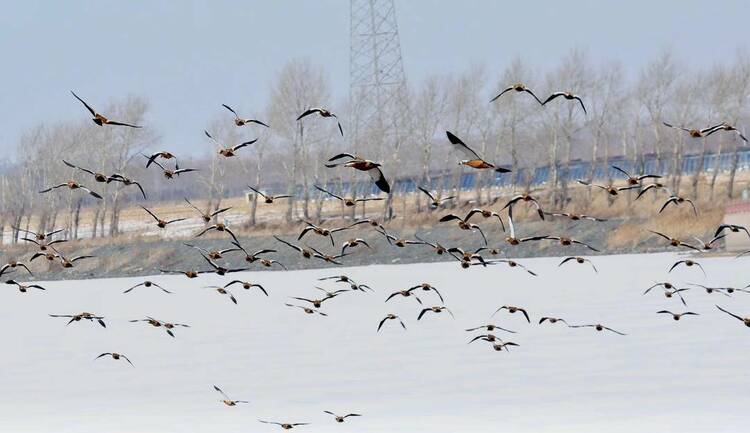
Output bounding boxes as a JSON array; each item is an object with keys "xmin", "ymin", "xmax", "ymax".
[{"xmin": 0, "ymin": 0, "xmax": 747, "ymax": 157}]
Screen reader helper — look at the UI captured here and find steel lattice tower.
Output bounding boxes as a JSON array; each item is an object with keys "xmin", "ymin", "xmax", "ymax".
[{"xmin": 349, "ymin": 0, "xmax": 408, "ymax": 160}]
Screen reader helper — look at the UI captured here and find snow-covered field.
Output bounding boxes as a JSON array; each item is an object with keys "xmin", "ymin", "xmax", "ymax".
[{"xmin": 1, "ymin": 252, "xmax": 748, "ymax": 433}]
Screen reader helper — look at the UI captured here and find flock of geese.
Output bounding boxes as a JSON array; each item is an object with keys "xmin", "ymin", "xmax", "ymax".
[{"xmin": 4, "ymin": 86, "xmax": 750, "ymax": 429}]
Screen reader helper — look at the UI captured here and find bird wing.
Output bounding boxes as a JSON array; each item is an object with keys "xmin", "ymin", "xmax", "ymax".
[
  {"xmin": 446, "ymin": 131, "xmax": 481, "ymax": 160},
  {"xmin": 222, "ymin": 104, "xmax": 239, "ymax": 118},
  {"xmin": 367, "ymin": 167, "xmax": 391, "ymax": 194},
  {"xmin": 71, "ymin": 91, "xmax": 97, "ymax": 116}
]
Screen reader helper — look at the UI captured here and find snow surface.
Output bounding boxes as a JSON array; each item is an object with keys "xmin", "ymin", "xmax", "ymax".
[{"xmin": 1, "ymin": 252, "xmax": 748, "ymax": 432}]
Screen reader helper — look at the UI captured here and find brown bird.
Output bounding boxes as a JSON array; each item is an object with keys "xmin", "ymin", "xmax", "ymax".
[
  {"xmin": 340, "ymin": 238, "xmax": 371, "ymax": 256},
  {"xmin": 542, "ymin": 91, "xmax": 587, "ymax": 114},
  {"xmin": 248, "ymin": 186, "xmax": 292, "ymax": 204},
  {"xmin": 318, "ymin": 275, "xmax": 373, "ymax": 292},
  {"xmin": 635, "ymin": 182, "xmax": 668, "ymax": 200},
  {"xmin": 200, "ymin": 254, "xmax": 249, "ymax": 276},
  {"xmin": 222, "ymin": 104, "xmax": 269, "ymax": 128},
  {"xmin": 145, "ymin": 151, "xmax": 177, "ymax": 168},
  {"xmin": 465, "ymin": 324, "xmax": 516, "ymax": 333},
  {"xmin": 492, "ymin": 305, "xmax": 530, "ymax": 323},
  {"xmin": 691, "ymin": 234, "xmax": 726, "ymax": 251},
  {"xmin": 658, "ymin": 189, "xmax": 697, "ymax": 216},
  {"xmin": 375, "ymin": 227, "xmax": 425, "ymax": 248},
  {"xmin": 414, "ymin": 235, "xmax": 448, "ymax": 256},
  {"xmin": 5, "ymin": 279, "xmax": 46, "ymax": 293},
  {"xmin": 377, "ymin": 314, "xmax": 406, "ymax": 332},
  {"xmin": 323, "ymin": 411, "xmax": 362, "ymax": 423},
  {"xmin": 648, "ymin": 230, "xmax": 700, "ymax": 251},
  {"xmin": 417, "ymin": 306, "xmax": 454, "ymax": 320},
  {"xmin": 559, "ymin": 256, "xmax": 598, "ymax": 273},
  {"xmin": 274, "ymin": 236, "xmax": 317, "ymax": 259},
  {"xmin": 385, "ymin": 288, "xmax": 422, "ymax": 305},
  {"xmin": 569, "ymin": 323, "xmax": 626, "ymax": 335},
  {"xmin": 409, "ymin": 283, "xmax": 444, "ymax": 303},
  {"xmin": 438, "ymin": 212, "xmax": 488, "ymax": 245},
  {"xmin": 716, "ymin": 305, "xmax": 750, "ymax": 327},
  {"xmin": 205, "ymin": 130, "xmax": 258, "ymax": 157},
  {"xmin": 40, "ymin": 180, "xmax": 102, "ymax": 199},
  {"xmin": 326, "ymin": 153, "xmax": 390, "ymax": 193},
  {"xmin": 130, "ymin": 317, "xmax": 189, "ymax": 337},
  {"xmin": 124, "ymin": 280, "xmax": 171, "ymax": 294},
  {"xmin": 214, "ymin": 385, "xmax": 249, "ymax": 406},
  {"xmin": 703, "ymin": 122, "xmax": 747, "ymax": 142},
  {"xmin": 544, "ymin": 211, "xmax": 606, "ymax": 222},
  {"xmin": 686, "ymin": 283, "xmax": 730, "ymax": 296},
  {"xmin": 298, "ymin": 221, "xmax": 350, "ymax": 246},
  {"xmin": 146, "ymin": 158, "xmax": 199, "ymax": 179},
  {"xmin": 71, "ymin": 91, "xmax": 142, "ymax": 128},
  {"xmin": 446, "ymin": 131, "xmax": 510, "ymax": 172},
  {"xmin": 285, "ymin": 303, "xmax": 327, "ymax": 317},
  {"xmin": 62, "ymin": 160, "xmax": 109, "ymax": 183},
  {"xmin": 231, "ymin": 241, "xmax": 278, "ymax": 265},
  {"xmin": 224, "ymin": 280, "xmax": 268, "ymax": 296},
  {"xmin": 465, "ymin": 208, "xmax": 506, "ymax": 231},
  {"xmin": 657, "ymin": 310, "xmax": 699, "ymax": 321},
  {"xmin": 668, "ymin": 259, "xmax": 705, "ymax": 276},
  {"xmin": 577, "ymin": 179, "xmax": 639, "ymax": 196},
  {"xmin": 196, "ymin": 223, "xmax": 240, "ymax": 243},
  {"xmin": 539, "ymin": 317, "xmax": 570, "ymax": 326},
  {"xmin": 417, "ymin": 186, "xmax": 456, "ymax": 208},
  {"xmin": 611, "ymin": 165, "xmax": 662, "ymax": 185},
  {"xmin": 643, "ymin": 283, "xmax": 689, "ymax": 306},
  {"xmin": 314, "ymin": 185, "xmax": 384, "ymax": 207},
  {"xmin": 544, "ymin": 236, "xmax": 600, "ymax": 252},
  {"xmin": 483, "ymin": 258, "xmax": 538, "ymax": 276},
  {"xmin": 204, "ymin": 286, "xmax": 239, "ymax": 305},
  {"xmin": 662, "ymin": 122, "xmax": 722, "ymax": 138},
  {"xmin": 0, "ymin": 260, "xmax": 33, "ymax": 277},
  {"xmin": 258, "ymin": 420, "xmax": 310, "ymax": 430},
  {"xmin": 183, "ymin": 243, "xmax": 241, "ymax": 260},
  {"xmin": 106, "ymin": 173, "xmax": 147, "ymax": 199},
  {"xmin": 95, "ymin": 352, "xmax": 134, "ymax": 366},
  {"xmin": 29, "ymin": 251, "xmax": 60, "ymax": 263},
  {"xmin": 20, "ymin": 236, "xmax": 67, "ymax": 251},
  {"xmin": 13, "ymin": 227, "xmax": 64, "ymax": 242},
  {"xmin": 141, "ymin": 206, "xmax": 186, "ymax": 229},
  {"xmin": 452, "ymin": 250, "xmax": 489, "ymax": 269},
  {"xmin": 290, "ymin": 293, "xmax": 338, "ymax": 309},
  {"xmin": 715, "ymin": 224, "xmax": 750, "ymax": 239},
  {"xmin": 57, "ymin": 254, "xmax": 94, "ymax": 269},
  {"xmin": 297, "ymin": 107, "xmax": 343, "ymax": 136},
  {"xmin": 500, "ymin": 193, "xmax": 545, "ymax": 220},
  {"xmin": 489, "ymin": 341, "xmax": 520, "ymax": 352},
  {"xmin": 184, "ymin": 198, "xmax": 232, "ymax": 223},
  {"xmin": 490, "ymin": 83, "xmax": 543, "ymax": 104},
  {"xmin": 159, "ymin": 269, "xmax": 207, "ymax": 279},
  {"xmin": 50, "ymin": 312, "xmax": 106, "ymax": 328}
]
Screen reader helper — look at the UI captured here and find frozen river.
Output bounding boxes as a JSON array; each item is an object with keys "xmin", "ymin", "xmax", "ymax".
[{"xmin": 1, "ymin": 252, "xmax": 748, "ymax": 432}]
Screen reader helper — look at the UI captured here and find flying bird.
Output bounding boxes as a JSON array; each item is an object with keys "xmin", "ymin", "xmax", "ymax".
[
  {"xmin": 492, "ymin": 305, "xmax": 531, "ymax": 323},
  {"xmin": 297, "ymin": 107, "xmax": 343, "ymax": 136},
  {"xmin": 40, "ymin": 180, "xmax": 102, "ymax": 199},
  {"xmin": 559, "ymin": 256, "xmax": 598, "ymax": 273},
  {"xmin": 377, "ymin": 314, "xmax": 406, "ymax": 332},
  {"xmin": 417, "ymin": 186, "xmax": 456, "ymax": 208},
  {"xmin": 124, "ymin": 280, "xmax": 171, "ymax": 294},
  {"xmin": 248, "ymin": 186, "xmax": 292, "ymax": 204},
  {"xmin": 446, "ymin": 131, "xmax": 511, "ymax": 172},
  {"xmin": 141, "ymin": 206, "xmax": 186, "ymax": 229},
  {"xmin": 205, "ymin": 130, "xmax": 258, "ymax": 157},
  {"xmin": 222, "ymin": 104, "xmax": 269, "ymax": 127},
  {"xmin": 95, "ymin": 352, "xmax": 134, "ymax": 366},
  {"xmin": 184, "ymin": 198, "xmax": 232, "ymax": 223},
  {"xmin": 214, "ymin": 385, "xmax": 249, "ymax": 406},
  {"xmin": 325, "ymin": 153, "xmax": 390, "ymax": 193},
  {"xmin": 323, "ymin": 411, "xmax": 362, "ymax": 423},
  {"xmin": 314, "ymin": 185, "xmax": 384, "ymax": 207},
  {"xmin": 542, "ymin": 91, "xmax": 587, "ymax": 114},
  {"xmin": 490, "ymin": 83, "xmax": 544, "ymax": 104},
  {"xmin": 71, "ymin": 91, "xmax": 142, "ymax": 128}
]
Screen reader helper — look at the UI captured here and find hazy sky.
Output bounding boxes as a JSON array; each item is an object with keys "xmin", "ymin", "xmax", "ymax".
[{"xmin": 1, "ymin": 0, "xmax": 747, "ymax": 157}]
